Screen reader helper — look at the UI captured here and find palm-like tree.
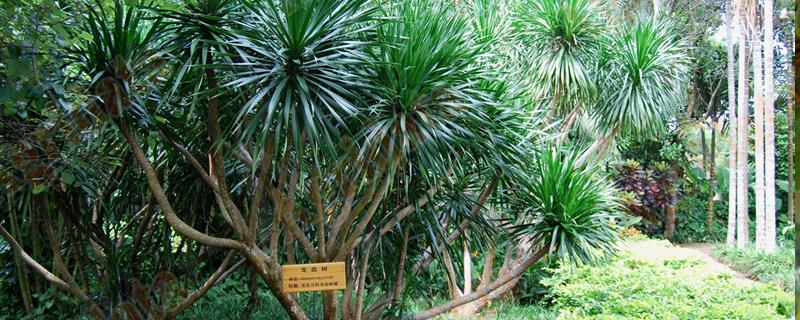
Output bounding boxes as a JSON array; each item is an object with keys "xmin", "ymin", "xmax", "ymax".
[
  {"xmin": 359, "ymin": 0, "xmax": 495, "ymax": 178},
  {"xmin": 762, "ymin": 0, "xmax": 777, "ymax": 253},
  {"xmin": 513, "ymin": 0, "xmax": 605, "ymax": 113},
  {"xmin": 736, "ymin": 0, "xmax": 752, "ymax": 249},
  {"xmin": 724, "ymin": 0, "xmax": 738, "ymax": 248},
  {"xmin": 513, "ymin": 0, "xmax": 689, "ymax": 165},
  {"xmin": 753, "ymin": 9, "xmax": 766, "ymax": 250},
  {"xmin": 412, "ymin": 147, "xmax": 626, "ymax": 319},
  {"xmin": 510, "ymin": 148, "xmax": 624, "ymax": 263},
  {"xmin": 68, "ymin": 0, "xmax": 526, "ymax": 318},
  {"xmin": 67, "ymin": 0, "xmax": 166, "ymax": 122},
  {"xmin": 576, "ymin": 18, "xmax": 689, "ymax": 165},
  {"xmin": 229, "ymin": 0, "xmax": 376, "ymax": 155},
  {"xmin": 595, "ymin": 19, "xmax": 689, "ymax": 135}
]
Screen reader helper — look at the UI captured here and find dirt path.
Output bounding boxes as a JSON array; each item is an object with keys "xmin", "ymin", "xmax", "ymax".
[
  {"xmin": 621, "ymin": 240, "xmax": 758, "ymax": 285},
  {"xmin": 677, "ymin": 242, "xmax": 757, "ymax": 284}
]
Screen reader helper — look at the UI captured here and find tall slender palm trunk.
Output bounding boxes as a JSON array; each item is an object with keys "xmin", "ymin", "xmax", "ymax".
[
  {"xmin": 789, "ymin": 30, "xmax": 795, "ymax": 224},
  {"xmin": 790, "ymin": 85, "xmax": 795, "ymax": 221},
  {"xmin": 762, "ymin": 0, "xmax": 777, "ymax": 253},
  {"xmin": 736, "ymin": 6, "xmax": 750, "ymax": 249},
  {"xmin": 753, "ymin": 17, "xmax": 766, "ymax": 251},
  {"xmin": 794, "ymin": 14, "xmax": 800, "ymax": 318},
  {"xmin": 725, "ymin": 0, "xmax": 738, "ymax": 247}
]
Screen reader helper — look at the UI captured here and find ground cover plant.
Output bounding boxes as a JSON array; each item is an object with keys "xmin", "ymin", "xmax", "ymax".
[
  {"xmin": 713, "ymin": 242, "xmax": 794, "ymax": 291},
  {"xmin": 544, "ymin": 238, "xmax": 793, "ymax": 320}
]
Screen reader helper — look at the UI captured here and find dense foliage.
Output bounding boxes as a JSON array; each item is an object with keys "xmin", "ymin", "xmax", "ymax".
[{"xmin": 1, "ymin": 0, "xmax": 793, "ymax": 319}]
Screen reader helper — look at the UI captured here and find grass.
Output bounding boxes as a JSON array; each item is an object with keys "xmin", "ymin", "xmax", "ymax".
[
  {"xmin": 176, "ymin": 278, "xmax": 326, "ymax": 320},
  {"xmin": 448, "ymin": 304, "xmax": 557, "ymax": 320},
  {"xmin": 712, "ymin": 242, "xmax": 794, "ymax": 291}
]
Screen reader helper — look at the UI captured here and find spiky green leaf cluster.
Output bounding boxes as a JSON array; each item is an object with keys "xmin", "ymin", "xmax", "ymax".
[
  {"xmin": 595, "ymin": 19, "xmax": 690, "ymax": 135},
  {"xmin": 510, "ymin": 147, "xmax": 624, "ymax": 264}
]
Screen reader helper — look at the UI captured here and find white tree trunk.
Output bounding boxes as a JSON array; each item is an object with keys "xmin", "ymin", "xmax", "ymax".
[
  {"xmin": 736, "ymin": 9, "xmax": 750, "ymax": 249},
  {"xmin": 753, "ymin": 19, "xmax": 766, "ymax": 251},
  {"xmin": 762, "ymin": 0, "xmax": 777, "ymax": 253},
  {"xmin": 788, "ymin": 31, "xmax": 795, "ymax": 225},
  {"xmin": 725, "ymin": 0, "xmax": 738, "ymax": 248}
]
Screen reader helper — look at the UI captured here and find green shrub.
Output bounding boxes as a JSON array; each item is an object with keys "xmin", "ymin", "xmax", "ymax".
[
  {"xmin": 542, "ymin": 242, "xmax": 793, "ymax": 319},
  {"xmin": 712, "ymin": 244, "xmax": 794, "ymax": 292},
  {"xmin": 673, "ymin": 193, "xmax": 728, "ymax": 243}
]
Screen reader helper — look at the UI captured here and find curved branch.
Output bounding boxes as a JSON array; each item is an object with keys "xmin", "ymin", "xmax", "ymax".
[
  {"xmin": 160, "ymin": 132, "xmax": 219, "ymax": 192},
  {"xmin": 247, "ymin": 139, "xmax": 275, "ymax": 244},
  {"xmin": 334, "ymin": 170, "xmax": 393, "ymax": 261},
  {"xmin": 377, "ymin": 184, "xmax": 439, "ymax": 236},
  {"xmin": 0, "ymin": 225, "xmax": 94, "ymax": 304},
  {"xmin": 118, "ymin": 122, "xmax": 245, "ymax": 250},
  {"xmin": 410, "ymin": 246, "xmax": 548, "ymax": 320}
]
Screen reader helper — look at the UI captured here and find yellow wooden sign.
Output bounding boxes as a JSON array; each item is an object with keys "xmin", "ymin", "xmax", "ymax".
[{"xmin": 282, "ymin": 262, "xmax": 346, "ymax": 293}]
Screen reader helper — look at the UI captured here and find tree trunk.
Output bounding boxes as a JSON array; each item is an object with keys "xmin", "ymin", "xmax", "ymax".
[
  {"xmin": 411, "ymin": 246, "xmax": 548, "ymax": 320},
  {"xmin": 725, "ymin": 0, "xmax": 738, "ymax": 248},
  {"xmin": 789, "ymin": 13, "xmax": 800, "ymax": 315},
  {"xmin": 322, "ymin": 291, "xmax": 338, "ymax": 320},
  {"xmin": 706, "ymin": 125, "xmax": 717, "ymax": 235},
  {"xmin": 794, "ymin": 15, "xmax": 800, "ymax": 316},
  {"xmin": 341, "ymin": 254, "xmax": 356, "ymax": 320},
  {"xmin": 700, "ymin": 128, "xmax": 707, "ymax": 170},
  {"xmin": 788, "ymin": 30, "xmax": 795, "ymax": 224},
  {"xmin": 451, "ymin": 244, "xmax": 497, "ymax": 317},
  {"xmin": 462, "ymin": 231, "xmax": 472, "ymax": 295},
  {"xmin": 790, "ymin": 84, "xmax": 795, "ymax": 222},
  {"xmin": 165, "ymin": 250, "xmax": 236, "ymax": 319},
  {"xmin": 736, "ymin": 9, "xmax": 750, "ymax": 249},
  {"xmin": 442, "ymin": 248, "xmax": 462, "ymax": 299},
  {"xmin": 7, "ymin": 194, "xmax": 33, "ymax": 314},
  {"xmin": 0, "ymin": 226, "xmax": 96, "ymax": 307},
  {"xmin": 450, "ymin": 232, "xmax": 475, "ymax": 317},
  {"xmin": 394, "ymin": 226, "xmax": 410, "ymax": 301},
  {"xmin": 762, "ymin": 0, "xmax": 777, "ymax": 253},
  {"xmin": 245, "ymin": 248, "xmax": 310, "ymax": 320},
  {"xmin": 665, "ymin": 205, "xmax": 676, "ymax": 240},
  {"xmin": 575, "ymin": 123, "xmax": 621, "ymax": 167},
  {"xmin": 753, "ymin": 19, "xmax": 766, "ymax": 251},
  {"xmin": 243, "ymin": 267, "xmax": 260, "ymax": 317},
  {"xmin": 354, "ymin": 242, "xmax": 375, "ymax": 320},
  {"xmin": 363, "ymin": 180, "xmax": 497, "ymax": 319},
  {"xmin": 789, "ymin": 26, "xmax": 800, "ymax": 315}
]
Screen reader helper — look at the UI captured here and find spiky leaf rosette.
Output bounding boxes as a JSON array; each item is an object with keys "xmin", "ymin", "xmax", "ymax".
[
  {"xmin": 595, "ymin": 18, "xmax": 690, "ymax": 136},
  {"xmin": 357, "ymin": 0, "xmax": 496, "ymax": 181},
  {"xmin": 228, "ymin": 0, "xmax": 377, "ymax": 155},
  {"xmin": 510, "ymin": 147, "xmax": 624, "ymax": 264},
  {"xmin": 513, "ymin": 0, "xmax": 606, "ymax": 110},
  {"xmin": 68, "ymin": 0, "xmax": 167, "ymax": 122}
]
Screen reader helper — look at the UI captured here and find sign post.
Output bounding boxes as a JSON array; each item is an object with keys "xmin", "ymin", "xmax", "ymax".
[{"xmin": 282, "ymin": 262, "xmax": 346, "ymax": 293}]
